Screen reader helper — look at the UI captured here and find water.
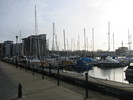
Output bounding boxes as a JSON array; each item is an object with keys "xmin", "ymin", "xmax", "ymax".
[{"xmin": 88, "ymin": 66, "xmax": 129, "ymax": 84}]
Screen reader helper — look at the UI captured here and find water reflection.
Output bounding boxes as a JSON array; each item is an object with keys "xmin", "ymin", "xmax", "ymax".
[{"xmin": 88, "ymin": 66, "xmax": 128, "ymax": 84}]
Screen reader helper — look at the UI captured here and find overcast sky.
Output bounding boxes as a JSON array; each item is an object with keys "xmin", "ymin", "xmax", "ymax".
[{"xmin": 0, "ymin": 0, "xmax": 133, "ymax": 51}]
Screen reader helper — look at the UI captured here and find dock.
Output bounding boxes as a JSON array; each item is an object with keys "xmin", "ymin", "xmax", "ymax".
[{"xmin": 0, "ymin": 61, "xmax": 133, "ymax": 100}]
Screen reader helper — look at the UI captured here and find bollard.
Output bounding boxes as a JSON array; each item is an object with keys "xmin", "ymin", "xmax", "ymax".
[
  {"xmin": 42, "ymin": 66, "xmax": 44, "ymax": 79},
  {"xmin": 128, "ymin": 62, "xmax": 130, "ymax": 67},
  {"xmin": 32, "ymin": 64, "xmax": 34, "ymax": 75},
  {"xmin": 85, "ymin": 72, "xmax": 88, "ymax": 98},
  {"xmin": 57, "ymin": 67, "xmax": 60, "ymax": 86},
  {"xmin": 18, "ymin": 83, "xmax": 22, "ymax": 98},
  {"xmin": 49, "ymin": 63, "xmax": 51, "ymax": 76}
]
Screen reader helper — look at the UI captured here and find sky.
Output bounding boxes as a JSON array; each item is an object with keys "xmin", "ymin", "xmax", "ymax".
[{"xmin": 0, "ymin": 0, "xmax": 133, "ymax": 51}]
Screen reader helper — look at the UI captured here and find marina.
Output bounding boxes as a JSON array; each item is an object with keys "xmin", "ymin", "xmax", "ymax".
[
  {"xmin": 88, "ymin": 66, "xmax": 128, "ymax": 84},
  {"xmin": 1, "ymin": 57, "xmax": 133, "ymax": 99},
  {"xmin": 1, "ymin": 1, "xmax": 133, "ymax": 100}
]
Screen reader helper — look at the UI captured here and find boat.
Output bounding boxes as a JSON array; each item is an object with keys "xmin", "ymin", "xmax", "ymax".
[
  {"xmin": 61, "ymin": 56, "xmax": 93, "ymax": 72},
  {"xmin": 80, "ymin": 57, "xmax": 98, "ymax": 66},
  {"xmin": 112, "ymin": 56, "xmax": 129, "ymax": 67},
  {"xmin": 41, "ymin": 54, "xmax": 61, "ymax": 67},
  {"xmin": 72, "ymin": 59, "xmax": 93, "ymax": 72},
  {"xmin": 125, "ymin": 64, "xmax": 133, "ymax": 84},
  {"xmin": 98, "ymin": 55, "xmax": 120, "ymax": 67},
  {"xmin": 27, "ymin": 56, "xmax": 40, "ymax": 69},
  {"xmin": 125, "ymin": 64, "xmax": 133, "ymax": 77}
]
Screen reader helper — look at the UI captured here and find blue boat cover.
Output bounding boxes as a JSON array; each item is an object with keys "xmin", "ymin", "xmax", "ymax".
[{"xmin": 80, "ymin": 57, "xmax": 92, "ymax": 61}]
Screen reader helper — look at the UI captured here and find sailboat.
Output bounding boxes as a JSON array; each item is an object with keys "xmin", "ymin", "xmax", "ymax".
[{"xmin": 28, "ymin": 5, "xmax": 41, "ymax": 69}]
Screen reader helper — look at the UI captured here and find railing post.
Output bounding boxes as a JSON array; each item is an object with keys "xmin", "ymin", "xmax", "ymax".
[
  {"xmin": 16, "ymin": 59, "xmax": 18, "ymax": 68},
  {"xmin": 20, "ymin": 63, "xmax": 22, "ymax": 70},
  {"xmin": 42, "ymin": 66, "xmax": 44, "ymax": 79},
  {"xmin": 85, "ymin": 72, "xmax": 88, "ymax": 98},
  {"xmin": 26, "ymin": 61, "xmax": 28, "ymax": 72},
  {"xmin": 49, "ymin": 63, "xmax": 51, "ymax": 76},
  {"xmin": 32, "ymin": 64, "xmax": 34, "ymax": 75},
  {"xmin": 18, "ymin": 83, "xmax": 22, "ymax": 98},
  {"xmin": 57, "ymin": 67, "xmax": 60, "ymax": 86}
]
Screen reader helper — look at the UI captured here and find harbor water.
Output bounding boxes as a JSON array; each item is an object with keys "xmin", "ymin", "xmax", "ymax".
[
  {"xmin": 65, "ymin": 65, "xmax": 130, "ymax": 84},
  {"xmin": 88, "ymin": 66, "xmax": 129, "ymax": 84}
]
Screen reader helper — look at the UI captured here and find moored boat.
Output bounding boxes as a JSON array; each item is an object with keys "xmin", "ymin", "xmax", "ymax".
[
  {"xmin": 125, "ymin": 64, "xmax": 133, "ymax": 77},
  {"xmin": 125, "ymin": 64, "xmax": 133, "ymax": 84},
  {"xmin": 98, "ymin": 56, "xmax": 120, "ymax": 67}
]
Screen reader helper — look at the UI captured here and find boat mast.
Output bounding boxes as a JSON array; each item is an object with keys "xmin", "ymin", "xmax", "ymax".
[
  {"xmin": 71, "ymin": 38, "xmax": 73, "ymax": 51},
  {"xmin": 128, "ymin": 29, "xmax": 132, "ymax": 52},
  {"xmin": 92, "ymin": 28, "xmax": 94, "ymax": 51},
  {"xmin": 73, "ymin": 38, "xmax": 75, "ymax": 51},
  {"xmin": 35, "ymin": 5, "xmax": 38, "ymax": 59},
  {"xmin": 108, "ymin": 22, "xmax": 110, "ymax": 51},
  {"xmin": 122, "ymin": 41, "xmax": 123, "ymax": 47},
  {"xmin": 113, "ymin": 33, "xmax": 114, "ymax": 52},
  {"xmin": 78, "ymin": 35, "xmax": 80, "ymax": 50},
  {"xmin": 52, "ymin": 23, "xmax": 55, "ymax": 53},
  {"xmin": 55, "ymin": 34, "xmax": 58, "ymax": 51},
  {"xmin": 67, "ymin": 39, "xmax": 69, "ymax": 51},
  {"xmin": 63, "ymin": 29, "xmax": 66, "ymax": 60},
  {"xmin": 77, "ymin": 35, "xmax": 80, "ymax": 51},
  {"xmin": 63, "ymin": 29, "xmax": 66, "ymax": 51},
  {"xmin": 86, "ymin": 37, "xmax": 88, "ymax": 51},
  {"xmin": 84, "ymin": 28, "xmax": 86, "ymax": 51}
]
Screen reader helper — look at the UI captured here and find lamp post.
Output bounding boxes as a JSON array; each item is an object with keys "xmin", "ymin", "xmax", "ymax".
[
  {"xmin": 15, "ymin": 36, "xmax": 18, "ymax": 68},
  {"xmin": 16, "ymin": 35, "xmax": 18, "ymax": 55}
]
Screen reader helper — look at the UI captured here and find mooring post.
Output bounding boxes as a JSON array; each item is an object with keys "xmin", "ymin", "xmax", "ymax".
[
  {"xmin": 85, "ymin": 72, "xmax": 88, "ymax": 98},
  {"xmin": 128, "ymin": 62, "xmax": 130, "ymax": 67},
  {"xmin": 49, "ymin": 63, "xmax": 51, "ymax": 76},
  {"xmin": 42, "ymin": 66, "xmax": 44, "ymax": 79},
  {"xmin": 18, "ymin": 83, "xmax": 22, "ymax": 98},
  {"xmin": 32, "ymin": 64, "xmax": 34, "ymax": 75},
  {"xmin": 57, "ymin": 67, "xmax": 60, "ymax": 86}
]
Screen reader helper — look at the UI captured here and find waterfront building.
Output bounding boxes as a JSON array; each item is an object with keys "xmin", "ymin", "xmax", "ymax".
[
  {"xmin": 115, "ymin": 47, "xmax": 128, "ymax": 56},
  {"xmin": 3, "ymin": 41, "xmax": 13, "ymax": 57},
  {"xmin": 22, "ymin": 34, "xmax": 47, "ymax": 58},
  {"xmin": 13, "ymin": 43, "xmax": 22, "ymax": 56},
  {"xmin": 0, "ymin": 43, "xmax": 3, "ymax": 57}
]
